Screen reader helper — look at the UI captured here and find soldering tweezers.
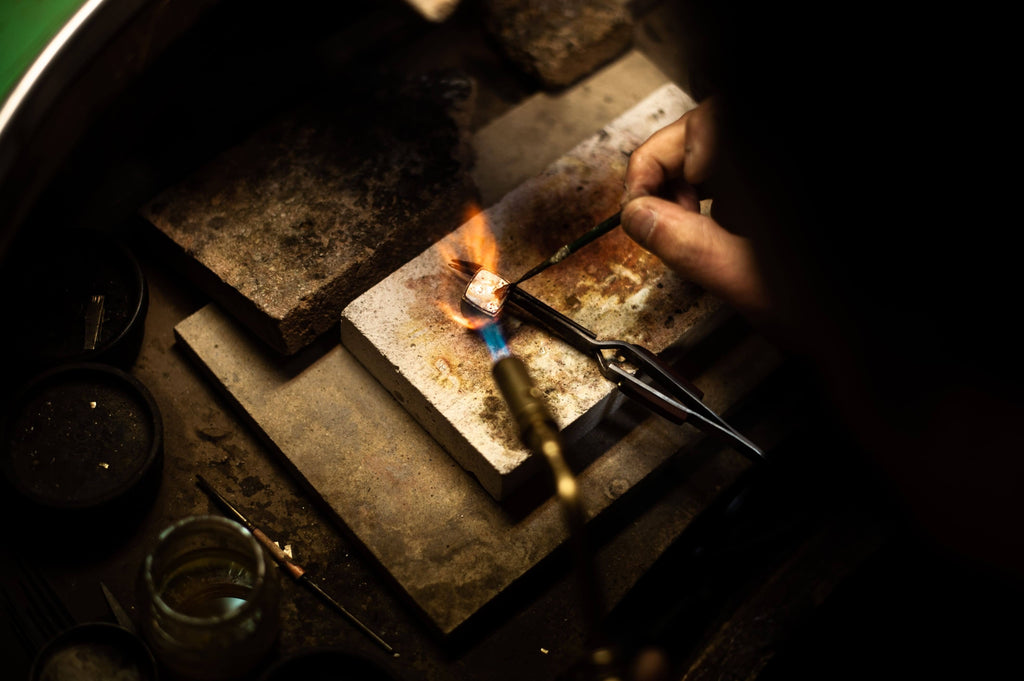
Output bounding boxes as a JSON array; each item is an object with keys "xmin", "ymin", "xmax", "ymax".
[{"xmin": 451, "ymin": 260, "xmax": 764, "ymax": 461}]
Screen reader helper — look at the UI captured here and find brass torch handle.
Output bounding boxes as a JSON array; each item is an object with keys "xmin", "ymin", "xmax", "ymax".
[
  {"xmin": 492, "ymin": 356, "xmax": 601, "ymax": 630},
  {"xmin": 491, "ymin": 356, "xmax": 581, "ymax": 522},
  {"xmin": 492, "ymin": 358, "xmax": 561, "ymax": 456}
]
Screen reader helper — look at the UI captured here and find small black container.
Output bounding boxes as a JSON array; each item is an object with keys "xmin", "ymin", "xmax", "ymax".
[
  {"xmin": 0, "ymin": 228, "xmax": 148, "ymax": 379},
  {"xmin": 30, "ymin": 623, "xmax": 158, "ymax": 681},
  {"xmin": 0, "ymin": 363, "xmax": 163, "ymax": 517}
]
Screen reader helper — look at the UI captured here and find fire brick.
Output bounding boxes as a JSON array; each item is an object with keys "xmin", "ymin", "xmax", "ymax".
[
  {"xmin": 141, "ymin": 70, "xmax": 479, "ymax": 355},
  {"xmin": 483, "ymin": 0, "xmax": 634, "ymax": 89},
  {"xmin": 341, "ymin": 84, "xmax": 719, "ymax": 501}
]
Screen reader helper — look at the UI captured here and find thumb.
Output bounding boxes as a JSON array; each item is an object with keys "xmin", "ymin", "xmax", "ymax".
[{"xmin": 621, "ymin": 196, "xmax": 768, "ymax": 318}]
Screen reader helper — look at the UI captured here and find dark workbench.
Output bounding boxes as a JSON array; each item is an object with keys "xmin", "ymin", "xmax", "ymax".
[
  {"xmin": 1, "ymin": 2, "xmax": 949, "ymax": 680},
  {"xmin": 3, "ymin": 236, "xmax": 883, "ymax": 681}
]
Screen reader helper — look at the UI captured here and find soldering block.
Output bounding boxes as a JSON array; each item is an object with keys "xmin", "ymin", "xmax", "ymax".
[
  {"xmin": 141, "ymin": 70, "xmax": 478, "ymax": 355},
  {"xmin": 341, "ymin": 84, "xmax": 723, "ymax": 500},
  {"xmin": 482, "ymin": 0, "xmax": 634, "ymax": 89}
]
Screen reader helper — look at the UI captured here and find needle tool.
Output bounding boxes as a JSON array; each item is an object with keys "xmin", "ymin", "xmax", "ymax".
[
  {"xmin": 508, "ymin": 210, "xmax": 621, "ymax": 288},
  {"xmin": 195, "ymin": 475, "xmax": 399, "ymax": 657},
  {"xmin": 100, "ymin": 582, "xmax": 136, "ymax": 633}
]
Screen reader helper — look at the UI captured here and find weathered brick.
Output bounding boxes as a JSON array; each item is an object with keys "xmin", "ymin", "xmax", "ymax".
[
  {"xmin": 483, "ymin": 0, "xmax": 634, "ymax": 88},
  {"xmin": 341, "ymin": 84, "xmax": 715, "ymax": 500},
  {"xmin": 142, "ymin": 70, "xmax": 479, "ymax": 354}
]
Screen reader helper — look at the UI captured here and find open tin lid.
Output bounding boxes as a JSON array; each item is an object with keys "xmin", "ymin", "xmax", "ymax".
[{"xmin": 0, "ymin": 228, "xmax": 148, "ymax": 376}]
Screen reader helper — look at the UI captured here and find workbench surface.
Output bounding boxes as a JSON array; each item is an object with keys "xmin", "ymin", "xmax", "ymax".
[{"xmin": 0, "ymin": 4, "xmax": 893, "ymax": 680}]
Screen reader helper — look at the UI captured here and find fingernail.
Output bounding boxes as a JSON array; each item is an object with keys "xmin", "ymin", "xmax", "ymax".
[{"xmin": 627, "ymin": 208, "xmax": 657, "ymax": 246}]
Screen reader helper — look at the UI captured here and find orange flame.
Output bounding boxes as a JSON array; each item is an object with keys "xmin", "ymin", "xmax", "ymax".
[{"xmin": 437, "ymin": 204, "xmax": 500, "ymax": 329}]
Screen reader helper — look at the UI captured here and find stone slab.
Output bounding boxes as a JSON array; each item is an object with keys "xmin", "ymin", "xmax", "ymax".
[
  {"xmin": 471, "ymin": 49, "xmax": 675, "ymax": 207},
  {"xmin": 483, "ymin": 0, "xmax": 634, "ymax": 88},
  {"xmin": 174, "ymin": 302, "xmax": 777, "ymax": 635},
  {"xmin": 171, "ymin": 52, "xmax": 781, "ymax": 635},
  {"xmin": 341, "ymin": 83, "xmax": 719, "ymax": 500},
  {"xmin": 141, "ymin": 70, "xmax": 478, "ymax": 356}
]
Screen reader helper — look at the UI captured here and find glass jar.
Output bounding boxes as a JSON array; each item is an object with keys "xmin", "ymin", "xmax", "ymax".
[{"xmin": 139, "ymin": 515, "xmax": 280, "ymax": 680}]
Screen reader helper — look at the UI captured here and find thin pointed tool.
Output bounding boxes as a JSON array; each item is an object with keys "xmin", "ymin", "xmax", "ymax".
[
  {"xmin": 195, "ymin": 475, "xmax": 399, "ymax": 657},
  {"xmin": 509, "ymin": 211, "xmax": 622, "ymax": 287},
  {"xmin": 100, "ymin": 582, "xmax": 135, "ymax": 633}
]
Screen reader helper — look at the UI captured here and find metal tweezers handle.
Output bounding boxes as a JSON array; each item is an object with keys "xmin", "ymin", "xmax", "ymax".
[{"xmin": 506, "ymin": 287, "xmax": 764, "ymax": 461}]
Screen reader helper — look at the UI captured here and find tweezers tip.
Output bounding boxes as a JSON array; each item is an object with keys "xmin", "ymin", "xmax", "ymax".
[{"xmin": 448, "ymin": 259, "xmax": 480, "ymax": 275}]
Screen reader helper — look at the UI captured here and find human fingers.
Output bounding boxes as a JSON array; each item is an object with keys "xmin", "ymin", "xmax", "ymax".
[
  {"xmin": 625, "ymin": 116, "xmax": 689, "ymax": 201},
  {"xmin": 621, "ymin": 195, "xmax": 768, "ymax": 318},
  {"xmin": 624, "ymin": 100, "xmax": 718, "ymax": 204}
]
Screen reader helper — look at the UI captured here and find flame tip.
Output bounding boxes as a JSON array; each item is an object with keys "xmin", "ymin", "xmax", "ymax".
[{"xmin": 436, "ymin": 202, "xmax": 500, "ymax": 326}]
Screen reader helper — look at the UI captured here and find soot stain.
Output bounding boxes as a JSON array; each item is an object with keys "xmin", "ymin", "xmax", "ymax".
[{"xmin": 479, "ymin": 394, "xmax": 517, "ymax": 444}]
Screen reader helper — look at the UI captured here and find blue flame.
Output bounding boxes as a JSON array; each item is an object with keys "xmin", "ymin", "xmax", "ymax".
[{"xmin": 478, "ymin": 320, "xmax": 511, "ymax": 362}]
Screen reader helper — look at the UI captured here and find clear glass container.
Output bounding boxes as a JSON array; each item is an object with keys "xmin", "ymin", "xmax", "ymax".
[{"xmin": 139, "ymin": 515, "xmax": 280, "ymax": 680}]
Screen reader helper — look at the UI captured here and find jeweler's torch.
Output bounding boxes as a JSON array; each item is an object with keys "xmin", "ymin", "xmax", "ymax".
[
  {"xmin": 454, "ymin": 260, "xmax": 605, "ymax": 636},
  {"xmin": 493, "ymin": 354, "xmax": 603, "ymax": 633},
  {"xmin": 492, "ymin": 356, "xmax": 578, "ymax": 522}
]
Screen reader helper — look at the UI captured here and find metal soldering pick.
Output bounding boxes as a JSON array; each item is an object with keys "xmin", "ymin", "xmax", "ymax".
[
  {"xmin": 508, "ymin": 211, "xmax": 622, "ymax": 288},
  {"xmin": 196, "ymin": 475, "xmax": 399, "ymax": 657}
]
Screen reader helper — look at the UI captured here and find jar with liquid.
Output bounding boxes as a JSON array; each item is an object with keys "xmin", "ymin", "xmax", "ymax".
[{"xmin": 139, "ymin": 516, "xmax": 280, "ymax": 680}]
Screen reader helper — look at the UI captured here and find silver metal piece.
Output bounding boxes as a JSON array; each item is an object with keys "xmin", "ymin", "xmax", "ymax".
[{"xmin": 462, "ymin": 268, "xmax": 509, "ymax": 318}]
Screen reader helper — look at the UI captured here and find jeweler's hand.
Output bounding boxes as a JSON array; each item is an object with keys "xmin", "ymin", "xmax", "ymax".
[{"xmin": 621, "ymin": 100, "xmax": 768, "ymax": 320}]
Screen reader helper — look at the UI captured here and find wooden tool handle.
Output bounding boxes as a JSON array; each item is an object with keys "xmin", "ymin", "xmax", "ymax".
[{"xmin": 252, "ymin": 527, "xmax": 305, "ymax": 579}]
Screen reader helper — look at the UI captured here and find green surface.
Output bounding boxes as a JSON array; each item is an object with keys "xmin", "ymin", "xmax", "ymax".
[{"xmin": 1, "ymin": 0, "xmax": 87, "ymax": 104}]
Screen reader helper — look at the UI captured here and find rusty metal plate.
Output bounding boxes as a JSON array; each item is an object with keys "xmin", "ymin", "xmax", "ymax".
[{"xmin": 341, "ymin": 84, "xmax": 721, "ymax": 500}]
